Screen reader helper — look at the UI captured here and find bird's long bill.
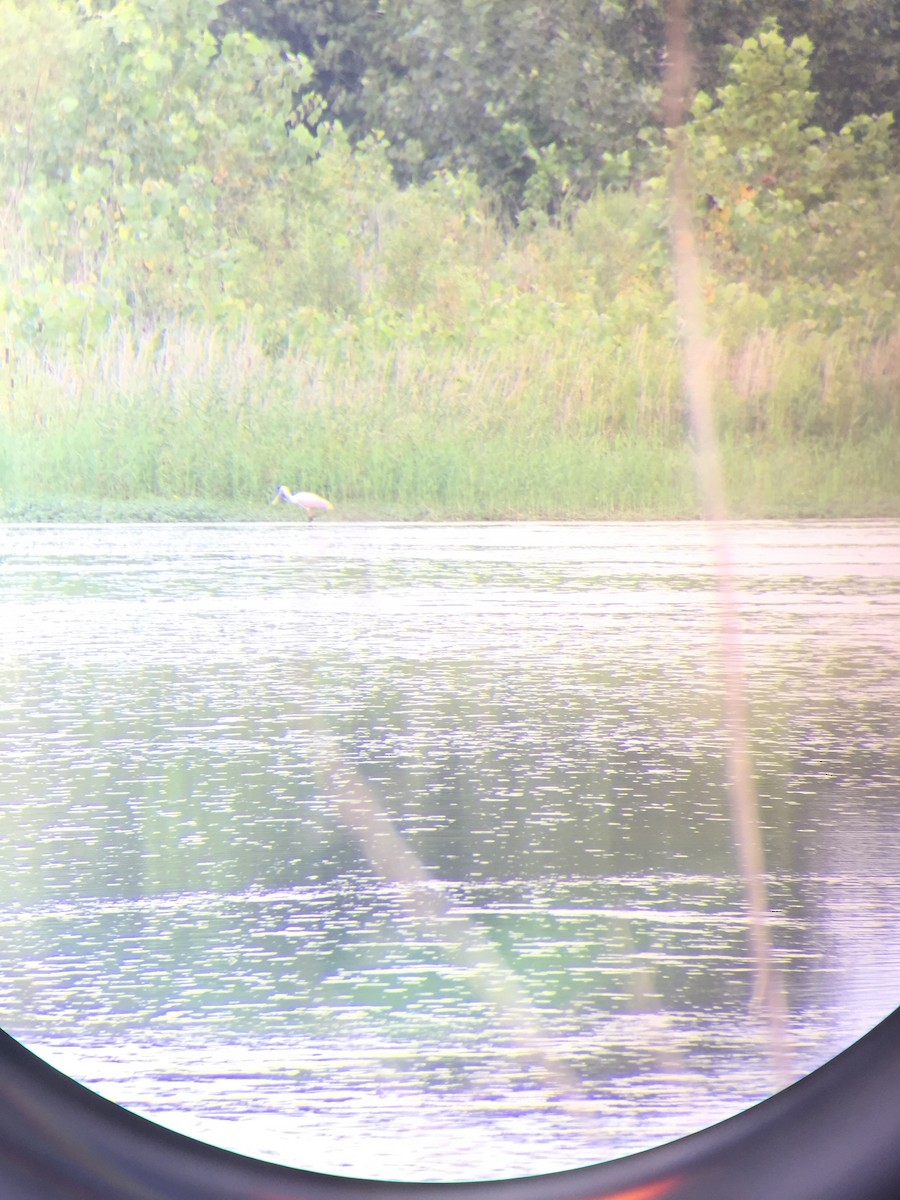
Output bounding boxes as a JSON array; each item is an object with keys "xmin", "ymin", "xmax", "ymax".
[{"xmin": 271, "ymin": 493, "xmax": 282, "ymax": 505}]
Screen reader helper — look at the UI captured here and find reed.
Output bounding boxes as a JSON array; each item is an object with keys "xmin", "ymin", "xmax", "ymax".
[{"xmin": 1, "ymin": 320, "xmax": 898, "ymax": 520}]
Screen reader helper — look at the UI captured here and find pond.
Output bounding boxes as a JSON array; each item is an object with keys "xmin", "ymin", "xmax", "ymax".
[{"xmin": 1, "ymin": 520, "xmax": 898, "ymax": 1182}]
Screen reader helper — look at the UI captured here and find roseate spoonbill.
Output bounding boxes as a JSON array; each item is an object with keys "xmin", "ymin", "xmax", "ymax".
[{"xmin": 271, "ymin": 484, "xmax": 333, "ymax": 521}]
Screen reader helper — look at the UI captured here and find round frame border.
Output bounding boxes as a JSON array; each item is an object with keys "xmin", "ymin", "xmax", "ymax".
[{"xmin": 1, "ymin": 1007, "xmax": 898, "ymax": 1200}]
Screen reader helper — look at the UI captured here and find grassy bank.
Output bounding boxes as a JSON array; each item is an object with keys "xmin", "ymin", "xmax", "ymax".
[
  {"xmin": 1, "ymin": 9, "xmax": 896, "ymax": 524},
  {"xmin": 1, "ymin": 323, "xmax": 897, "ymax": 522}
]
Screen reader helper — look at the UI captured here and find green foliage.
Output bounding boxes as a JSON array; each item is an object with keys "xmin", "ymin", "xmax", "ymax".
[
  {"xmin": 221, "ymin": 0, "xmax": 664, "ymax": 215},
  {"xmin": 215, "ymin": 0, "xmax": 380, "ymax": 133},
  {"xmin": 0, "ymin": 0, "xmax": 332, "ymax": 340},
  {"xmin": 0, "ymin": 6, "xmax": 897, "ymax": 523},
  {"xmin": 684, "ymin": 20, "xmax": 898, "ymax": 327},
  {"xmin": 219, "ymin": 0, "xmax": 897, "ymax": 216},
  {"xmin": 689, "ymin": 0, "xmax": 899, "ymax": 138},
  {"xmin": 689, "ymin": 21, "xmax": 825, "ymax": 198},
  {"xmin": 363, "ymin": 0, "xmax": 663, "ymax": 214}
]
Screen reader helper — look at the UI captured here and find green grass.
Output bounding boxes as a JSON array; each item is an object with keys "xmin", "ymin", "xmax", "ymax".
[
  {"xmin": 1, "ymin": 323, "xmax": 898, "ymax": 522},
  {"xmin": 719, "ymin": 436, "xmax": 900, "ymax": 518}
]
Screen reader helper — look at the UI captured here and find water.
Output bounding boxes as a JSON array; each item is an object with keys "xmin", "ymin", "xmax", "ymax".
[{"xmin": 1, "ymin": 520, "xmax": 898, "ymax": 1182}]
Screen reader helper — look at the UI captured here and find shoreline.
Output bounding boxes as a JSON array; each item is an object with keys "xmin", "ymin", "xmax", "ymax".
[{"xmin": 3, "ymin": 502, "xmax": 899, "ymax": 524}]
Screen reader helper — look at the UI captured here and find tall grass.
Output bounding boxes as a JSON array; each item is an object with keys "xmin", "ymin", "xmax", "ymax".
[{"xmin": 2, "ymin": 320, "xmax": 897, "ymax": 519}]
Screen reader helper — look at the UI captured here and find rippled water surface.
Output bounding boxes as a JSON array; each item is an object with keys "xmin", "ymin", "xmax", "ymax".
[{"xmin": 1, "ymin": 520, "xmax": 898, "ymax": 1181}]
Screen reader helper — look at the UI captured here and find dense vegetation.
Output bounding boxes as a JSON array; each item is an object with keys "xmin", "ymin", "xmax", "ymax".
[
  {"xmin": 0, "ymin": 0, "xmax": 897, "ymax": 520},
  {"xmin": 219, "ymin": 0, "xmax": 899, "ymax": 212}
]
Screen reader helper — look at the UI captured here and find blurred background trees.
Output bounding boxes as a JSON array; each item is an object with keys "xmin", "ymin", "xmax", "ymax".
[
  {"xmin": 217, "ymin": 0, "xmax": 897, "ymax": 212},
  {"xmin": 0, "ymin": 0, "xmax": 895, "ymax": 346}
]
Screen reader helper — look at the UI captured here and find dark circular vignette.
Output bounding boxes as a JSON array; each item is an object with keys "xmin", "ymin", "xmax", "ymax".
[{"xmin": 0, "ymin": 1008, "xmax": 898, "ymax": 1200}]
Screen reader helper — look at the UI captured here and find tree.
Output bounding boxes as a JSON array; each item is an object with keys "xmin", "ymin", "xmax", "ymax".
[
  {"xmin": 0, "ymin": 0, "xmax": 350, "ymax": 341},
  {"xmin": 218, "ymin": 0, "xmax": 897, "ymax": 216},
  {"xmin": 219, "ymin": 0, "xmax": 664, "ymax": 214},
  {"xmin": 685, "ymin": 19, "xmax": 898, "ymax": 325},
  {"xmin": 358, "ymin": 0, "xmax": 663, "ymax": 214},
  {"xmin": 214, "ymin": 0, "xmax": 380, "ymax": 135},
  {"xmin": 689, "ymin": 0, "xmax": 899, "ymax": 135}
]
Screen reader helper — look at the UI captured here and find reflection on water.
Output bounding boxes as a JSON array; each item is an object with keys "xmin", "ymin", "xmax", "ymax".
[{"xmin": 1, "ymin": 521, "xmax": 898, "ymax": 1181}]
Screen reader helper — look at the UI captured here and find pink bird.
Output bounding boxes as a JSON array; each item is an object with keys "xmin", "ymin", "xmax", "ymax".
[{"xmin": 271, "ymin": 484, "xmax": 333, "ymax": 521}]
